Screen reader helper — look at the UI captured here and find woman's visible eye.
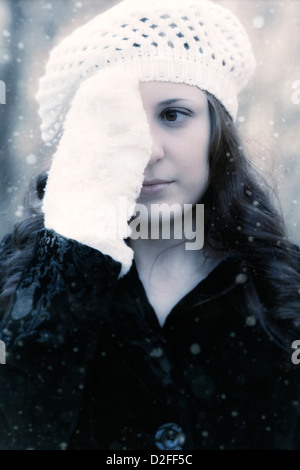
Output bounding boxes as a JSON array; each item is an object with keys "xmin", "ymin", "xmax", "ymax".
[{"xmin": 160, "ymin": 108, "xmax": 192, "ymax": 126}]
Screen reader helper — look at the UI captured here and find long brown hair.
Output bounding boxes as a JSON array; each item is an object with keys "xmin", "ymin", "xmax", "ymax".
[{"xmin": 202, "ymin": 93, "xmax": 300, "ymax": 351}]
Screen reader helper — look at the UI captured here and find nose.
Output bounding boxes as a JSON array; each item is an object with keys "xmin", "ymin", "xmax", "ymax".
[{"xmin": 148, "ymin": 125, "xmax": 165, "ymax": 165}]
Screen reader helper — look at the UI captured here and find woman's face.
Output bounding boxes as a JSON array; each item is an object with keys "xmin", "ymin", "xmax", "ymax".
[{"xmin": 137, "ymin": 81, "xmax": 211, "ymax": 209}]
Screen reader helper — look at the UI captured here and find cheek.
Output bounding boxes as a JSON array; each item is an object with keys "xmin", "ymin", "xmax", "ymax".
[
  {"xmin": 181, "ymin": 120, "xmax": 210, "ymax": 159},
  {"xmin": 191, "ymin": 124, "xmax": 210, "ymax": 171},
  {"xmin": 181, "ymin": 137, "xmax": 210, "ymax": 178},
  {"xmin": 169, "ymin": 117, "xmax": 210, "ymax": 180},
  {"xmin": 181, "ymin": 134, "xmax": 210, "ymax": 199}
]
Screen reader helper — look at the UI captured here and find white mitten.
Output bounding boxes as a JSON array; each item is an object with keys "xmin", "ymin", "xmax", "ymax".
[{"xmin": 42, "ymin": 68, "xmax": 152, "ymax": 277}]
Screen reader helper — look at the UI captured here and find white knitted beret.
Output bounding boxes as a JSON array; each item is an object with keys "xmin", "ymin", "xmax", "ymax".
[{"xmin": 36, "ymin": 0, "xmax": 256, "ymax": 145}]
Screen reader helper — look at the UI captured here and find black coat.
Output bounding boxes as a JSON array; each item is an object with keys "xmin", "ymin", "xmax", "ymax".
[{"xmin": 0, "ymin": 228, "xmax": 300, "ymax": 450}]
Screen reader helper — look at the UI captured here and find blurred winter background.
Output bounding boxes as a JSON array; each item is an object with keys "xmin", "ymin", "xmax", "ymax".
[{"xmin": 0, "ymin": 0, "xmax": 299, "ymax": 243}]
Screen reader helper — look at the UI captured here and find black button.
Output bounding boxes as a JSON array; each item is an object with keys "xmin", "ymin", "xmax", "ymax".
[{"xmin": 155, "ymin": 422, "xmax": 185, "ymax": 450}]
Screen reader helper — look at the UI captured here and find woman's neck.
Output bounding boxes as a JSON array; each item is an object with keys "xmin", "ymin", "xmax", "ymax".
[{"xmin": 128, "ymin": 233, "xmax": 224, "ymax": 286}]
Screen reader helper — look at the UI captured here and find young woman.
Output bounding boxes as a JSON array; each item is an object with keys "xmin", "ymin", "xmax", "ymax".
[{"xmin": 0, "ymin": 0, "xmax": 300, "ymax": 451}]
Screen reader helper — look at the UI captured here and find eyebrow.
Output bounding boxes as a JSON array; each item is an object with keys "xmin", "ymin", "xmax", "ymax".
[{"xmin": 157, "ymin": 98, "xmax": 193, "ymax": 106}]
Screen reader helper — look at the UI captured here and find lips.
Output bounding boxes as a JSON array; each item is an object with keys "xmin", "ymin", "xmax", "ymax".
[
  {"xmin": 143, "ymin": 179, "xmax": 171, "ymax": 186},
  {"xmin": 141, "ymin": 179, "xmax": 173, "ymax": 196}
]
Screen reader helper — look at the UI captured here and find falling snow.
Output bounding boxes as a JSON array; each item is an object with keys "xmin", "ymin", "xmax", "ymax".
[
  {"xmin": 25, "ymin": 153, "xmax": 37, "ymax": 165},
  {"xmin": 253, "ymin": 16, "xmax": 265, "ymax": 29},
  {"xmin": 245, "ymin": 316, "xmax": 257, "ymax": 327},
  {"xmin": 190, "ymin": 343, "xmax": 201, "ymax": 355},
  {"xmin": 235, "ymin": 273, "xmax": 248, "ymax": 284}
]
